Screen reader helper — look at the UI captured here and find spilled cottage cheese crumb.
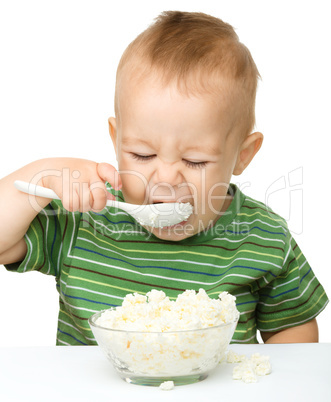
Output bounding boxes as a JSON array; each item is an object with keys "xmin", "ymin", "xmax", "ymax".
[
  {"xmin": 227, "ymin": 350, "xmax": 272, "ymax": 383},
  {"xmin": 227, "ymin": 349, "xmax": 246, "ymax": 363},
  {"xmin": 159, "ymin": 381, "xmax": 175, "ymax": 390},
  {"xmin": 95, "ymin": 289, "xmax": 239, "ymax": 376}
]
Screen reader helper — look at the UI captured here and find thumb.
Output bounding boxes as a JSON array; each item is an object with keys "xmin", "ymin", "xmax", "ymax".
[{"xmin": 97, "ymin": 162, "xmax": 122, "ymax": 191}]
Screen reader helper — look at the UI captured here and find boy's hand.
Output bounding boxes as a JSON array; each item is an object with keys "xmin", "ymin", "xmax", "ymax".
[
  {"xmin": 0, "ymin": 158, "xmax": 121, "ymax": 264},
  {"xmin": 40, "ymin": 158, "xmax": 122, "ymax": 213}
]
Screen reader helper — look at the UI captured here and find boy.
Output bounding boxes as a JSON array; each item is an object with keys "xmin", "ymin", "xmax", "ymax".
[{"xmin": 0, "ymin": 11, "xmax": 328, "ymax": 344}]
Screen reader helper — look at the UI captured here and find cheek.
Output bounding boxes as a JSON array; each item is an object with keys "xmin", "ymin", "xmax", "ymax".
[
  {"xmin": 195, "ymin": 169, "xmax": 231, "ymax": 215},
  {"xmin": 206, "ymin": 182, "xmax": 230, "ymax": 214},
  {"xmin": 118, "ymin": 159, "xmax": 150, "ymax": 204}
]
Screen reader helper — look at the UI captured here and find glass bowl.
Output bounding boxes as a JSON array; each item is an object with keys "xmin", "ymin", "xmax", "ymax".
[{"xmin": 89, "ymin": 309, "xmax": 238, "ymax": 386}]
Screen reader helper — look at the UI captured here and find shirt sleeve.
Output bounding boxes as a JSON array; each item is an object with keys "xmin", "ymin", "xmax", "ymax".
[
  {"xmin": 5, "ymin": 200, "xmax": 80, "ymax": 279},
  {"xmin": 256, "ymin": 233, "xmax": 329, "ymax": 332}
]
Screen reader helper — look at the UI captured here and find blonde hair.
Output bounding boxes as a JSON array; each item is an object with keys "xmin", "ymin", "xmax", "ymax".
[{"xmin": 115, "ymin": 11, "xmax": 260, "ymax": 135}]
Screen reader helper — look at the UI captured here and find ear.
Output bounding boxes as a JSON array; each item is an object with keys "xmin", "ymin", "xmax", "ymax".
[
  {"xmin": 108, "ymin": 117, "xmax": 117, "ymax": 154},
  {"xmin": 233, "ymin": 132, "xmax": 263, "ymax": 175}
]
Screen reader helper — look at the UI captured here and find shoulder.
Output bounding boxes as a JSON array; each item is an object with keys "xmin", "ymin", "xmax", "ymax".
[{"xmin": 236, "ymin": 188, "xmax": 289, "ymax": 238}]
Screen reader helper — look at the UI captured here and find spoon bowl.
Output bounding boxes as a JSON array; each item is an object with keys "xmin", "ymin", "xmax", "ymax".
[{"xmin": 14, "ymin": 180, "xmax": 193, "ymax": 228}]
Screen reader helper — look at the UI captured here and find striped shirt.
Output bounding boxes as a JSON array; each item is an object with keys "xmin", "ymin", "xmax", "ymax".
[{"xmin": 6, "ymin": 184, "xmax": 328, "ymax": 345}]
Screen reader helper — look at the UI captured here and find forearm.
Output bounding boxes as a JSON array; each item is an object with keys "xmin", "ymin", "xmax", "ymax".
[
  {"xmin": 0, "ymin": 159, "xmax": 53, "ymax": 260},
  {"xmin": 261, "ymin": 318, "xmax": 319, "ymax": 344},
  {"xmin": 0, "ymin": 157, "xmax": 120, "ymax": 264}
]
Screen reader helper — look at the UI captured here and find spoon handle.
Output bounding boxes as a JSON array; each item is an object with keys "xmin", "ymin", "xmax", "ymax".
[
  {"xmin": 13, "ymin": 180, "xmax": 127, "ymax": 210},
  {"xmin": 14, "ymin": 180, "xmax": 61, "ymax": 200}
]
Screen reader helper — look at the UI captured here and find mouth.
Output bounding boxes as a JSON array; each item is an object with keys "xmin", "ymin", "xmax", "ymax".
[
  {"xmin": 151, "ymin": 197, "xmax": 193, "ymax": 205},
  {"xmin": 152, "ymin": 200, "xmax": 194, "ymax": 225},
  {"xmin": 144, "ymin": 196, "xmax": 194, "ymax": 231},
  {"xmin": 141, "ymin": 201, "xmax": 193, "ymax": 230}
]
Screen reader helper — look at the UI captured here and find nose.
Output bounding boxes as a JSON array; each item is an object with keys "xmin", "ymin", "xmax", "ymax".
[
  {"xmin": 150, "ymin": 160, "xmax": 184, "ymax": 199},
  {"xmin": 154, "ymin": 159, "xmax": 183, "ymax": 184}
]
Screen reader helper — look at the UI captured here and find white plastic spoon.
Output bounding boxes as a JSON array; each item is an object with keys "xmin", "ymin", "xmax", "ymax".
[{"xmin": 14, "ymin": 180, "xmax": 193, "ymax": 228}]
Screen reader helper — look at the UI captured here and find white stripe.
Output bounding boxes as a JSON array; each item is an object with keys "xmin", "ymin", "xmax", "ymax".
[
  {"xmin": 56, "ymin": 338, "xmax": 70, "ymax": 345},
  {"xmin": 61, "ymin": 210, "xmax": 87, "ymax": 274},
  {"xmin": 60, "ymin": 296, "xmax": 99, "ymax": 313},
  {"xmin": 85, "ymin": 212, "xmax": 143, "ymax": 235},
  {"xmin": 233, "ymin": 291, "xmax": 251, "ymax": 298},
  {"xmin": 233, "ymin": 333, "xmax": 257, "ymax": 343},
  {"xmin": 282, "ymin": 238, "xmax": 292, "ymax": 268},
  {"xmin": 223, "ymin": 273, "xmax": 259, "ymax": 281},
  {"xmin": 213, "ymin": 233, "xmax": 285, "ymax": 245},
  {"xmin": 239, "ymin": 308, "xmax": 255, "ymax": 315},
  {"xmin": 104, "ymin": 210, "xmax": 132, "ymax": 219},
  {"xmin": 231, "ymin": 218, "xmax": 286, "ymax": 232},
  {"xmin": 58, "ymin": 318, "xmax": 83, "ymax": 335},
  {"xmin": 22, "ymin": 233, "xmax": 33, "ymax": 273},
  {"xmin": 299, "ymin": 259, "xmax": 307, "ymax": 271},
  {"xmin": 55, "ymin": 205, "xmax": 64, "ymax": 276},
  {"xmin": 266, "ymin": 275, "xmax": 300, "ymax": 290},
  {"xmin": 262, "ymin": 276, "xmax": 269, "ymax": 285},
  {"xmin": 57, "ymin": 241, "xmax": 63, "ymax": 277},
  {"xmin": 68, "ymin": 212, "xmax": 77, "ymax": 258},
  {"xmin": 41, "ymin": 208, "xmax": 51, "ymax": 275},
  {"xmin": 60, "ymin": 279, "xmax": 124, "ymax": 301},
  {"xmin": 58, "ymin": 318, "xmax": 95, "ymax": 342}
]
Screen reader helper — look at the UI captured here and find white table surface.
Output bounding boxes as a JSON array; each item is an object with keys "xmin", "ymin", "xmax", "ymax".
[{"xmin": 0, "ymin": 343, "xmax": 330, "ymax": 402}]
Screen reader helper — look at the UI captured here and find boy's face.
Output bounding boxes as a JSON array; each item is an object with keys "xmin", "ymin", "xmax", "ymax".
[{"xmin": 110, "ymin": 74, "xmax": 245, "ymax": 241}]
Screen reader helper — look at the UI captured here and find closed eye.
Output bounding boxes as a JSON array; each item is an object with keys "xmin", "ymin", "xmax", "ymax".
[
  {"xmin": 183, "ymin": 160, "xmax": 208, "ymax": 169},
  {"xmin": 131, "ymin": 153, "xmax": 156, "ymax": 162},
  {"xmin": 131, "ymin": 153, "xmax": 207, "ymax": 169}
]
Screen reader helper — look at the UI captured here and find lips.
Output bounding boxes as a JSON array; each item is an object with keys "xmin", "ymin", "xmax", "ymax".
[
  {"xmin": 151, "ymin": 197, "xmax": 193, "ymax": 205},
  {"xmin": 151, "ymin": 198, "xmax": 177, "ymax": 204}
]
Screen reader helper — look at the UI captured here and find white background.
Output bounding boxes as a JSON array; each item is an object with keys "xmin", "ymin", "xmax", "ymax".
[{"xmin": 0, "ymin": 0, "xmax": 330, "ymax": 345}]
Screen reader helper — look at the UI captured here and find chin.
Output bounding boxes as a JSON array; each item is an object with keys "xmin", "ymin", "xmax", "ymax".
[{"xmin": 148, "ymin": 222, "xmax": 196, "ymax": 242}]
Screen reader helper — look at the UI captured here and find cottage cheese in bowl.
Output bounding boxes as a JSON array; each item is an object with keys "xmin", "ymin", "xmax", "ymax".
[{"xmin": 89, "ymin": 289, "xmax": 239, "ymax": 386}]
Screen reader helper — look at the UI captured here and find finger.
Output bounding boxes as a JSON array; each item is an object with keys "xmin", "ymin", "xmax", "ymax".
[
  {"xmin": 89, "ymin": 181, "xmax": 109, "ymax": 212},
  {"xmin": 80, "ymin": 182, "xmax": 93, "ymax": 213},
  {"xmin": 97, "ymin": 162, "xmax": 122, "ymax": 190},
  {"xmin": 62, "ymin": 186, "xmax": 80, "ymax": 212}
]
